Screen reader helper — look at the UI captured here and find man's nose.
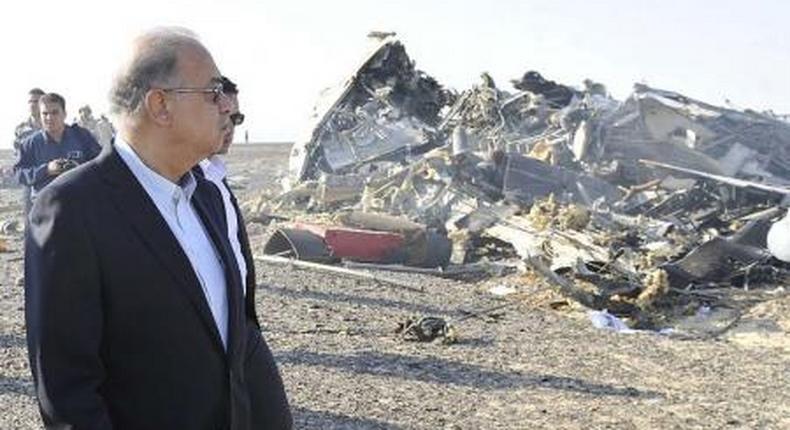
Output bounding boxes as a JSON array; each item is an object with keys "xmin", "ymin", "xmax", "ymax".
[{"xmin": 217, "ymin": 93, "xmax": 233, "ymax": 113}]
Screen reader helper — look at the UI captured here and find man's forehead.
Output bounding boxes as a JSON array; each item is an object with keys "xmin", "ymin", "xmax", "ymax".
[
  {"xmin": 176, "ymin": 45, "xmax": 220, "ymax": 81},
  {"xmin": 40, "ymin": 102, "xmax": 62, "ymax": 111}
]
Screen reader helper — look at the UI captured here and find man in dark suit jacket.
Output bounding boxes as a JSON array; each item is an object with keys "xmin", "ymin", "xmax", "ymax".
[
  {"xmin": 196, "ymin": 76, "xmax": 292, "ymax": 429},
  {"xmin": 24, "ymin": 28, "xmax": 291, "ymax": 429},
  {"xmin": 196, "ymin": 76, "xmax": 254, "ymax": 325}
]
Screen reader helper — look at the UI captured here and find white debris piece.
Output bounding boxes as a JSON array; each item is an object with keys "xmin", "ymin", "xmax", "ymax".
[
  {"xmin": 488, "ymin": 285, "xmax": 517, "ymax": 296},
  {"xmin": 588, "ymin": 310, "xmax": 633, "ymax": 333},
  {"xmin": 766, "ymin": 211, "xmax": 790, "ymax": 262}
]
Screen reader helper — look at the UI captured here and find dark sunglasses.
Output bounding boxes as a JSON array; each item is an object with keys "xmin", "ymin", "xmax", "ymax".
[{"xmin": 230, "ymin": 112, "xmax": 245, "ymax": 126}]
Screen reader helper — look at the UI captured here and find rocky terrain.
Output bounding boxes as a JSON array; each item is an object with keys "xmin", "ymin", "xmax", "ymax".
[{"xmin": 0, "ymin": 144, "xmax": 787, "ymax": 429}]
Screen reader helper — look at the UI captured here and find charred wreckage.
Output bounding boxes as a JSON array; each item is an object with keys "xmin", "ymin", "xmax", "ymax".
[{"xmin": 254, "ymin": 36, "xmax": 790, "ymax": 335}]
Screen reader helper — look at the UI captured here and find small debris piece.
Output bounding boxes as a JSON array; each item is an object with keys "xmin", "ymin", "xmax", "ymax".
[
  {"xmin": 637, "ymin": 269, "xmax": 669, "ymax": 310},
  {"xmin": 397, "ymin": 316, "xmax": 457, "ymax": 344}
]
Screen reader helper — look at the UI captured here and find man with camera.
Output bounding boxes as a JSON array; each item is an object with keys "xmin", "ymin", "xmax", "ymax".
[{"xmin": 14, "ymin": 92, "xmax": 101, "ymax": 201}]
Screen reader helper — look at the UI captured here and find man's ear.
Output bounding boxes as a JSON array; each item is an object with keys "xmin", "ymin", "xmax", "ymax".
[{"xmin": 144, "ymin": 90, "xmax": 172, "ymax": 126}]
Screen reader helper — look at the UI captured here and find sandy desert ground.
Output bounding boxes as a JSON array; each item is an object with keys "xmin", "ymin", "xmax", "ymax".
[{"xmin": 0, "ymin": 144, "xmax": 788, "ymax": 429}]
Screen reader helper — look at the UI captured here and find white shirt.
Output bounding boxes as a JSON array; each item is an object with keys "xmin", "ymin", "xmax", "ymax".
[
  {"xmin": 115, "ymin": 137, "xmax": 230, "ymax": 349},
  {"xmin": 199, "ymin": 156, "xmax": 248, "ymax": 293}
]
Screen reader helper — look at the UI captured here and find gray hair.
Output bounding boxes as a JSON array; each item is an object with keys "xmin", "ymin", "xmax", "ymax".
[{"xmin": 109, "ymin": 27, "xmax": 201, "ymax": 116}]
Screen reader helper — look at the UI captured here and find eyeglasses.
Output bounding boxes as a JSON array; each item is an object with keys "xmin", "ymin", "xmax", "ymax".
[
  {"xmin": 230, "ymin": 112, "xmax": 245, "ymax": 126},
  {"xmin": 160, "ymin": 82, "xmax": 226, "ymax": 104}
]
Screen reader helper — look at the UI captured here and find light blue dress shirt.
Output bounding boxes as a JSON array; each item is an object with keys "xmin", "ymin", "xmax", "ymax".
[
  {"xmin": 199, "ymin": 156, "xmax": 248, "ymax": 293},
  {"xmin": 115, "ymin": 137, "xmax": 229, "ymax": 349}
]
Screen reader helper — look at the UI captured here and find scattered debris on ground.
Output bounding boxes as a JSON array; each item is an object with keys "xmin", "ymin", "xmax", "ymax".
[{"xmin": 249, "ymin": 35, "xmax": 790, "ymax": 337}]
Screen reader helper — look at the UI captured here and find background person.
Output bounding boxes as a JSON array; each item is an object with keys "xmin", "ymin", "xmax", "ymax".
[{"xmin": 13, "ymin": 92, "xmax": 100, "ymax": 202}]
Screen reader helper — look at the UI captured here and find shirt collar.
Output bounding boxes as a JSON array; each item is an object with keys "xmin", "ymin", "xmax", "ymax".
[
  {"xmin": 115, "ymin": 135, "xmax": 197, "ymax": 203},
  {"xmin": 44, "ymin": 126, "xmax": 68, "ymax": 144},
  {"xmin": 199, "ymin": 155, "xmax": 227, "ymax": 182}
]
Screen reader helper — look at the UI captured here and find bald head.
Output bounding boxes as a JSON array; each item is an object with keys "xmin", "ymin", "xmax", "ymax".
[
  {"xmin": 106, "ymin": 27, "xmax": 232, "ymax": 181},
  {"xmin": 109, "ymin": 27, "xmax": 205, "ymax": 119}
]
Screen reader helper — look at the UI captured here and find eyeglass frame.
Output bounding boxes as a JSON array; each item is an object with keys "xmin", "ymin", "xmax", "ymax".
[{"xmin": 159, "ymin": 82, "xmax": 227, "ymax": 104}]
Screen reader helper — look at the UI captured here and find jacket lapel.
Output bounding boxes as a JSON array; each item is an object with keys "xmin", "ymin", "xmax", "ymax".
[
  {"xmin": 223, "ymin": 179, "xmax": 259, "ymax": 327},
  {"xmin": 96, "ymin": 148, "xmax": 226, "ymax": 355},
  {"xmin": 192, "ymin": 179, "xmax": 245, "ymax": 360}
]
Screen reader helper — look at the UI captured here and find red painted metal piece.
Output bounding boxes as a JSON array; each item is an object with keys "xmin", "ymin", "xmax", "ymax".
[{"xmin": 293, "ymin": 223, "xmax": 404, "ymax": 262}]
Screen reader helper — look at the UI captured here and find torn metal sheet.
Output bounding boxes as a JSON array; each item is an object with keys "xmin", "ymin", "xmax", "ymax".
[
  {"xmin": 317, "ymin": 115, "xmax": 433, "ymax": 173},
  {"xmin": 447, "ymin": 202, "xmax": 520, "ymax": 235},
  {"xmin": 288, "ymin": 37, "xmax": 452, "ymax": 185},
  {"xmin": 334, "ymin": 210, "xmax": 426, "ymax": 234},
  {"xmin": 484, "ymin": 213, "xmax": 620, "ymax": 272},
  {"xmin": 264, "ymin": 223, "xmax": 441, "ymax": 266},
  {"xmin": 639, "ymin": 159, "xmax": 790, "ymax": 196},
  {"xmin": 510, "ymin": 71, "xmax": 580, "ymax": 108},
  {"xmin": 662, "ymin": 236, "xmax": 769, "ymax": 287},
  {"xmin": 502, "ymin": 153, "xmax": 622, "ymax": 206},
  {"xmin": 316, "ymin": 174, "xmax": 367, "ymax": 207},
  {"xmin": 263, "ymin": 228, "xmax": 334, "ymax": 263},
  {"xmin": 338, "ymin": 212, "xmax": 453, "ymax": 268},
  {"xmin": 294, "ymin": 223, "xmax": 407, "ymax": 263},
  {"xmin": 603, "ymin": 84, "xmax": 790, "ymax": 183},
  {"xmin": 717, "ymin": 143, "xmax": 758, "ymax": 177}
]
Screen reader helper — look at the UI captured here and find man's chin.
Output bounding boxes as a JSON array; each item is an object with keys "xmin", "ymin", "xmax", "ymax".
[{"xmin": 216, "ymin": 138, "xmax": 232, "ymax": 155}]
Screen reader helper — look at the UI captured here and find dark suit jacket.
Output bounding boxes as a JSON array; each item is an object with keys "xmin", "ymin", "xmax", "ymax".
[
  {"xmin": 194, "ymin": 163, "xmax": 292, "ymax": 429},
  {"xmin": 25, "ymin": 146, "xmax": 291, "ymax": 430},
  {"xmin": 192, "ymin": 165, "xmax": 259, "ymax": 328}
]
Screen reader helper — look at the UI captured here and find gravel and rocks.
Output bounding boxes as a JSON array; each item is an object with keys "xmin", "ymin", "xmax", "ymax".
[{"xmin": 1, "ymin": 144, "xmax": 788, "ymax": 429}]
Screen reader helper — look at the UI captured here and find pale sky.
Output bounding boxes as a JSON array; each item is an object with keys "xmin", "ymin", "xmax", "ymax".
[{"xmin": 1, "ymin": 0, "xmax": 788, "ymax": 148}]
